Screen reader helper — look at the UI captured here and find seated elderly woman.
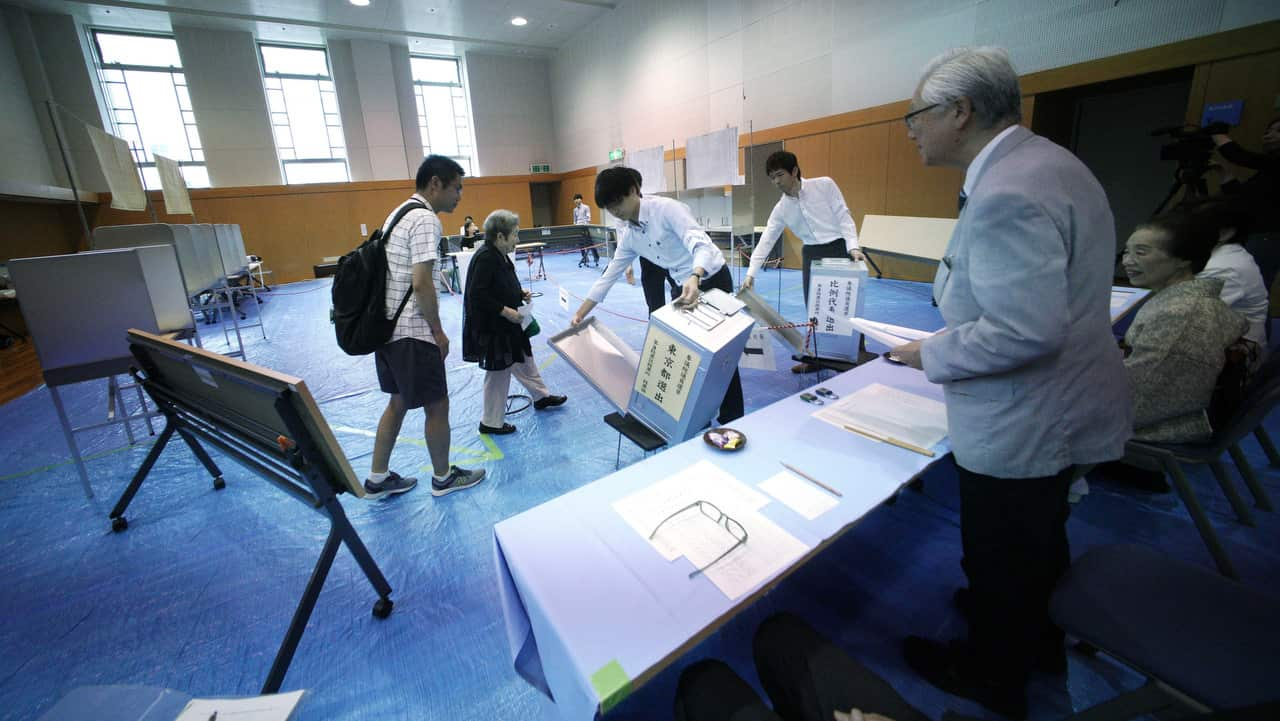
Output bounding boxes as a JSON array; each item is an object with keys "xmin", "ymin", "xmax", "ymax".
[
  {"xmin": 462, "ymin": 209, "xmax": 566, "ymax": 435},
  {"xmin": 1121, "ymin": 210, "xmax": 1248, "ymax": 443}
]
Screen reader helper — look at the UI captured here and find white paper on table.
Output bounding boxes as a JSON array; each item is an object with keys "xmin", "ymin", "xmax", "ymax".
[
  {"xmin": 812, "ymin": 382, "xmax": 948, "ymax": 451},
  {"xmin": 759, "ymin": 470, "xmax": 839, "ymax": 520},
  {"xmin": 689, "ymin": 504, "xmax": 810, "ymax": 600},
  {"xmin": 175, "ymin": 690, "xmax": 305, "ymax": 721},
  {"xmin": 850, "ymin": 317, "xmax": 936, "ymax": 349},
  {"xmin": 613, "ymin": 459, "xmax": 770, "ymax": 561},
  {"xmin": 1110, "ymin": 289, "xmax": 1134, "ymax": 310}
]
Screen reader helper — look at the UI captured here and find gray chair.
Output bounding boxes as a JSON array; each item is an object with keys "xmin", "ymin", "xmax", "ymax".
[
  {"xmin": 1047, "ymin": 544, "xmax": 1280, "ymax": 721},
  {"xmin": 1124, "ymin": 354, "xmax": 1280, "ymax": 578}
]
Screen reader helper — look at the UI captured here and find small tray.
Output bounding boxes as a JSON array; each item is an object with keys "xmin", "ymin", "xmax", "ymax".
[{"xmin": 703, "ymin": 427, "xmax": 746, "ymax": 452}]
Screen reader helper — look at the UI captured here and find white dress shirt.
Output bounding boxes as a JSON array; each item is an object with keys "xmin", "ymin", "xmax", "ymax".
[
  {"xmin": 586, "ymin": 195, "xmax": 724, "ymax": 304},
  {"xmin": 573, "ymin": 204, "xmax": 591, "ymax": 225},
  {"xmin": 1199, "ymin": 242, "xmax": 1269, "ymax": 349},
  {"xmin": 963, "ymin": 124, "xmax": 1019, "ymax": 198},
  {"xmin": 746, "ymin": 176, "xmax": 860, "ymax": 279}
]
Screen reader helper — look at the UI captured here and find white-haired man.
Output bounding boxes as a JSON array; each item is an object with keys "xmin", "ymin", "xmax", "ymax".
[{"xmin": 890, "ymin": 48, "xmax": 1131, "ymax": 719}]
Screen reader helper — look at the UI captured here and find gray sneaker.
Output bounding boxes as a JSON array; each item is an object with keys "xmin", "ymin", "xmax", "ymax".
[
  {"xmin": 363, "ymin": 471, "xmax": 417, "ymax": 499},
  {"xmin": 431, "ymin": 465, "xmax": 486, "ymax": 497}
]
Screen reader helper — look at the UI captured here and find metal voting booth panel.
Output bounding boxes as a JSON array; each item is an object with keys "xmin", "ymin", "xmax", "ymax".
[
  {"xmin": 9, "ymin": 247, "xmax": 191, "ymax": 384},
  {"xmin": 806, "ymin": 258, "xmax": 868, "ymax": 363},
  {"xmin": 8, "ymin": 247, "xmax": 194, "ymax": 498},
  {"xmin": 92, "ymin": 223, "xmax": 223, "ymax": 297},
  {"xmin": 550, "ymin": 290, "xmax": 753, "ymax": 444},
  {"xmin": 213, "ymin": 224, "xmax": 248, "ymax": 277}
]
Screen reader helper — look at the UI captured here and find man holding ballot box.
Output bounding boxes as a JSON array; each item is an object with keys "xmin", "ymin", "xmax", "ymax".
[
  {"xmin": 741, "ymin": 150, "xmax": 865, "ymax": 373},
  {"xmin": 571, "ymin": 166, "xmax": 744, "ymax": 423}
]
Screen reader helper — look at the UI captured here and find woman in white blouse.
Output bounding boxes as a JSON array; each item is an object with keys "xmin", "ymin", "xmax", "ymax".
[{"xmin": 1193, "ymin": 200, "xmax": 1269, "ymax": 365}]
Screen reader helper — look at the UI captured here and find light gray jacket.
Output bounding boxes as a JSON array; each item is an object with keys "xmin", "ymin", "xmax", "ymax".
[{"xmin": 921, "ymin": 126, "xmax": 1133, "ymax": 478}]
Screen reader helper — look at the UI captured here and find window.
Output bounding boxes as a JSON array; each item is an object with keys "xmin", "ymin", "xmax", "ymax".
[
  {"xmin": 91, "ymin": 30, "xmax": 209, "ymax": 188},
  {"xmin": 259, "ymin": 44, "xmax": 348, "ymax": 184},
  {"xmin": 411, "ymin": 56, "xmax": 474, "ymax": 175}
]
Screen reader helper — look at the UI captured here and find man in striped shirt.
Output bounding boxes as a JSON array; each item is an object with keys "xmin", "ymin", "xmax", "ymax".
[{"xmin": 366, "ymin": 155, "xmax": 485, "ymax": 499}]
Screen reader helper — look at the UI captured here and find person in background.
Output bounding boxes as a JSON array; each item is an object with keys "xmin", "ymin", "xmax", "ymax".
[
  {"xmin": 572, "ymin": 166, "xmax": 744, "ymax": 424},
  {"xmin": 1191, "ymin": 199, "xmax": 1269, "ymax": 362},
  {"xmin": 741, "ymin": 150, "xmax": 865, "ymax": 373},
  {"xmin": 1120, "ymin": 211, "xmax": 1248, "ymax": 443},
  {"xmin": 1212, "ymin": 117, "xmax": 1280, "ymax": 290},
  {"xmin": 573, "ymin": 193, "xmax": 600, "ymax": 268},
  {"xmin": 888, "ymin": 47, "xmax": 1131, "ymax": 719},
  {"xmin": 463, "ymin": 209, "xmax": 567, "ymax": 436},
  {"xmin": 460, "ymin": 215, "xmax": 480, "ymax": 249},
  {"xmin": 367, "ymin": 155, "xmax": 486, "ymax": 498}
]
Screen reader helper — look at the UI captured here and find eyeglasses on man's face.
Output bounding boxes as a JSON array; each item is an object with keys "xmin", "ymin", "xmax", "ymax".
[
  {"xmin": 648, "ymin": 500, "xmax": 748, "ymax": 578},
  {"xmin": 903, "ymin": 102, "xmax": 941, "ymax": 131}
]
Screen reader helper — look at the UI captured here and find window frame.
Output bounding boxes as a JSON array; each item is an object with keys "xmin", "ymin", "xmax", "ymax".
[
  {"xmin": 90, "ymin": 28, "xmax": 208, "ymax": 188},
  {"xmin": 258, "ymin": 42, "xmax": 349, "ymax": 184},
  {"xmin": 410, "ymin": 54, "xmax": 475, "ymax": 175}
]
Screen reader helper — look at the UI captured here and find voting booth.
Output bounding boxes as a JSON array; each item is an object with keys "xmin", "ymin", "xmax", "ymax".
[
  {"xmin": 550, "ymin": 289, "xmax": 753, "ymax": 443},
  {"xmin": 806, "ymin": 258, "xmax": 868, "ymax": 363},
  {"xmin": 93, "ymin": 223, "xmax": 224, "ymax": 298},
  {"xmin": 8, "ymin": 247, "xmax": 194, "ymax": 498}
]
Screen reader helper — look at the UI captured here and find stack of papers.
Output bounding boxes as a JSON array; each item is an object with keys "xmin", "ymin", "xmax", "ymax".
[
  {"xmin": 850, "ymin": 317, "xmax": 936, "ymax": 350},
  {"xmin": 175, "ymin": 690, "xmax": 305, "ymax": 721},
  {"xmin": 813, "ymin": 383, "xmax": 948, "ymax": 454},
  {"xmin": 613, "ymin": 460, "xmax": 808, "ymax": 600}
]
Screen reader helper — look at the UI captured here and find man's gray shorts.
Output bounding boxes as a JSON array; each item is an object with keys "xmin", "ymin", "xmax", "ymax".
[{"xmin": 374, "ymin": 338, "xmax": 446, "ymax": 409}]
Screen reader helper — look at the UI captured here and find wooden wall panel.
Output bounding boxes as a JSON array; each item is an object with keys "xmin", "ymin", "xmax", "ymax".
[
  {"xmin": 828, "ymin": 123, "xmax": 890, "ymax": 227},
  {"xmin": 884, "ymin": 121, "xmax": 964, "ymax": 219},
  {"xmin": 554, "ymin": 169, "xmax": 598, "ymax": 226},
  {"xmin": 0, "ymin": 200, "xmax": 85, "ymax": 262},
  {"xmin": 86, "ymin": 176, "xmax": 536, "ymax": 284}
]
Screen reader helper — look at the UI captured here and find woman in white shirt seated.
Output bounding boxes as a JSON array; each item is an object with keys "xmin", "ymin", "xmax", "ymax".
[{"xmin": 1193, "ymin": 199, "xmax": 1269, "ymax": 364}]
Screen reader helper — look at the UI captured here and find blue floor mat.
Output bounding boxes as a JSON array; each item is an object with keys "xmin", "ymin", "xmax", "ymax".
[{"xmin": 1, "ymin": 252, "xmax": 1277, "ymax": 721}]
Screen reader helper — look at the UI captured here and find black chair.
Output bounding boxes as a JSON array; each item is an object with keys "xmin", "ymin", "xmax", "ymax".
[
  {"xmin": 1124, "ymin": 353, "xmax": 1280, "ymax": 578},
  {"xmin": 1046, "ymin": 544, "xmax": 1280, "ymax": 721}
]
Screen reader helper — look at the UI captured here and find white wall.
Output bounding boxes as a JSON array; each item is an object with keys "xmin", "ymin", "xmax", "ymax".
[
  {"xmin": 329, "ymin": 38, "xmax": 421, "ymax": 181},
  {"xmin": 0, "ymin": 8, "xmax": 57, "ymax": 187},
  {"xmin": 466, "ymin": 52, "xmax": 555, "ymax": 176},
  {"xmin": 174, "ymin": 27, "xmax": 282, "ymax": 187},
  {"xmin": 550, "ymin": 0, "xmax": 1280, "ymax": 173}
]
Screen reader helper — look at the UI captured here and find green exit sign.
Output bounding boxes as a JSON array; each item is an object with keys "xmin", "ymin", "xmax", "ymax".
[
  {"xmin": 529, "ymin": 163, "xmax": 551, "ymax": 174},
  {"xmin": 608, "ymin": 148, "xmax": 624, "ymax": 162}
]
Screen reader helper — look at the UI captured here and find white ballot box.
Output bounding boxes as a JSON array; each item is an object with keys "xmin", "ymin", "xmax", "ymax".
[
  {"xmin": 629, "ymin": 289, "xmax": 753, "ymax": 443},
  {"xmin": 9, "ymin": 246, "xmax": 192, "ymax": 385},
  {"xmin": 806, "ymin": 258, "xmax": 867, "ymax": 363}
]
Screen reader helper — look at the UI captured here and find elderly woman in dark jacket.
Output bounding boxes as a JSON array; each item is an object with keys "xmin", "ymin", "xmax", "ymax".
[{"xmin": 463, "ymin": 210, "xmax": 566, "ymax": 435}]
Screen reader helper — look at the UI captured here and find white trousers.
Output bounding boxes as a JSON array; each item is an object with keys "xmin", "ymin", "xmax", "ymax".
[{"xmin": 483, "ymin": 355, "xmax": 550, "ymax": 427}]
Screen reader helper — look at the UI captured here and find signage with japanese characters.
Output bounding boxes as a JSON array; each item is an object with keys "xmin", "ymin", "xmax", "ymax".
[
  {"xmin": 807, "ymin": 275, "xmax": 859, "ymax": 336},
  {"xmin": 635, "ymin": 325, "xmax": 697, "ymax": 421}
]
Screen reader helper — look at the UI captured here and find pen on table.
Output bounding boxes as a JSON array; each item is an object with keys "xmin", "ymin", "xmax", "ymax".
[
  {"xmin": 779, "ymin": 461, "xmax": 843, "ymax": 498},
  {"xmin": 841, "ymin": 424, "xmax": 935, "ymax": 457}
]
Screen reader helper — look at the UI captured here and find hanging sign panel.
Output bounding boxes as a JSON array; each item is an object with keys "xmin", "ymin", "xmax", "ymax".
[
  {"xmin": 87, "ymin": 125, "xmax": 146, "ymax": 211},
  {"xmin": 155, "ymin": 154, "xmax": 192, "ymax": 215}
]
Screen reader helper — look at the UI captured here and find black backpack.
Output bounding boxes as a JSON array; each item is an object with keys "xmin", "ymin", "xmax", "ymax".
[{"xmin": 331, "ymin": 199, "xmax": 426, "ymax": 356}]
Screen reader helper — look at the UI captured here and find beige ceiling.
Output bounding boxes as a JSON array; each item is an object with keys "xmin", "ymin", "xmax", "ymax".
[{"xmin": 7, "ymin": 0, "xmax": 616, "ymax": 56}]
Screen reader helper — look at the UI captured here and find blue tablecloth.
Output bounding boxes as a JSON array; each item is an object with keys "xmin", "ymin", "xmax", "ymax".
[{"xmin": 494, "ymin": 358, "xmax": 948, "ymax": 721}]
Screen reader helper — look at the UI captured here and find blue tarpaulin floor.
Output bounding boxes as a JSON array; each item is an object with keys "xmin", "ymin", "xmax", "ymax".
[{"xmin": 2, "ymin": 250, "xmax": 1277, "ymax": 721}]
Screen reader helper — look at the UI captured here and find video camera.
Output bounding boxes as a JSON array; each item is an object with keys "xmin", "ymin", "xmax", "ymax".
[{"xmin": 1152, "ymin": 121, "xmax": 1230, "ymax": 165}]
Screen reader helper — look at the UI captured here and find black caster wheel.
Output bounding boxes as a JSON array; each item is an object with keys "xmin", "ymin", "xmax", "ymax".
[
  {"xmin": 213, "ymin": 476, "xmax": 226, "ymax": 490},
  {"xmin": 111, "ymin": 516, "xmax": 128, "ymax": 532},
  {"xmin": 372, "ymin": 598, "xmax": 394, "ymax": 619}
]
